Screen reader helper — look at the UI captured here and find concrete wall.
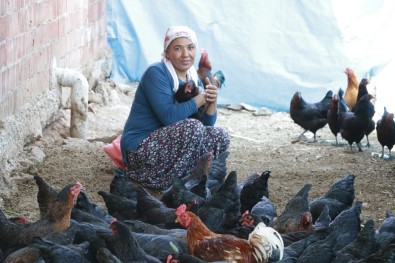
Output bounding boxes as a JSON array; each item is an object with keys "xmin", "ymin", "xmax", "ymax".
[{"xmin": 0, "ymin": 0, "xmax": 111, "ymax": 199}]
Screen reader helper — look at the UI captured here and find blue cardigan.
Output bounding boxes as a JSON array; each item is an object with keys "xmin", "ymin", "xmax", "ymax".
[{"xmin": 120, "ymin": 62, "xmax": 217, "ymax": 162}]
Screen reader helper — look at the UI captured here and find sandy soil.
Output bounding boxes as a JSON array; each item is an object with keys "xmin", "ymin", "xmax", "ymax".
[{"xmin": 3, "ymin": 82, "xmax": 395, "ymax": 229}]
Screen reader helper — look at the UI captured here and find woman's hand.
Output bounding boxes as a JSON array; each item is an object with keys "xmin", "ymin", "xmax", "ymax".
[{"xmin": 204, "ymin": 77, "xmax": 218, "ymax": 104}]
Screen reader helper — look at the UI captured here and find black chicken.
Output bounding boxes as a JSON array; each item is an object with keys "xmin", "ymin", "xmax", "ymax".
[
  {"xmin": 239, "ymin": 170, "xmax": 270, "ymax": 214},
  {"xmin": 310, "ymin": 174, "xmax": 355, "ymax": 223},
  {"xmin": 376, "ymin": 107, "xmax": 395, "ymax": 159},
  {"xmin": 338, "ymin": 93, "xmax": 375, "ymax": 151},
  {"xmin": 174, "ymin": 79, "xmax": 199, "ymax": 103},
  {"xmin": 352, "ymin": 78, "xmax": 375, "ymax": 147},
  {"xmin": 290, "ymin": 90, "xmax": 333, "ymax": 141},
  {"xmin": 327, "ymin": 88, "xmax": 349, "ymax": 146},
  {"xmin": 270, "ymin": 183, "xmax": 312, "ymax": 233}
]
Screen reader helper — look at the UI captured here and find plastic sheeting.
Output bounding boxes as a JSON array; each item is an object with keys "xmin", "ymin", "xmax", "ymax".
[{"xmin": 107, "ymin": 0, "xmax": 395, "ymax": 113}]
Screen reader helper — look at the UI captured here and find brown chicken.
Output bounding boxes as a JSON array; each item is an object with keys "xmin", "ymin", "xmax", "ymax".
[
  {"xmin": 175, "ymin": 204, "xmax": 284, "ymax": 263},
  {"xmin": 376, "ymin": 107, "xmax": 395, "ymax": 159},
  {"xmin": 197, "ymin": 48, "xmax": 225, "ymax": 89},
  {"xmin": 289, "ymin": 90, "xmax": 333, "ymax": 141},
  {"xmin": 344, "ymin": 67, "xmax": 359, "ymax": 111},
  {"xmin": 0, "ymin": 182, "xmax": 81, "ymax": 251}
]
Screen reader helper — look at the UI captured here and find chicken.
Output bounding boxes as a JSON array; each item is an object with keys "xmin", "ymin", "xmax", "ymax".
[
  {"xmin": 123, "ymin": 219, "xmax": 187, "ymax": 241},
  {"xmin": 109, "ymin": 167, "xmax": 138, "ymax": 200},
  {"xmin": 296, "ymin": 201, "xmax": 362, "ymax": 263},
  {"xmin": 100, "ymin": 219, "xmax": 162, "ymax": 263},
  {"xmin": 270, "ymin": 184, "xmax": 312, "ymax": 233},
  {"xmin": 239, "ymin": 170, "xmax": 270, "ymax": 215},
  {"xmin": 161, "ymin": 177, "xmax": 206, "ymax": 212},
  {"xmin": 327, "ymin": 92, "xmax": 340, "ymax": 145},
  {"xmin": 30, "ymin": 237, "xmax": 91, "ymax": 263},
  {"xmin": 175, "ymin": 79, "xmax": 199, "ymax": 103},
  {"xmin": 338, "ymin": 93, "xmax": 375, "ymax": 151},
  {"xmin": 176, "ymin": 204, "xmax": 284, "ymax": 263},
  {"xmin": 34, "ymin": 175, "xmax": 59, "ymax": 218},
  {"xmin": 75, "ymin": 190, "xmax": 110, "ymax": 222},
  {"xmin": 96, "ymin": 247, "xmax": 122, "ymax": 263},
  {"xmin": 310, "ymin": 173, "xmax": 355, "ymax": 223},
  {"xmin": 135, "ymin": 186, "xmax": 179, "ymax": 229},
  {"xmin": 0, "ymin": 182, "xmax": 81, "ymax": 251},
  {"xmin": 249, "ymin": 196, "xmax": 277, "ymax": 226},
  {"xmin": 207, "ymin": 150, "xmax": 229, "ymax": 194},
  {"xmin": 344, "ymin": 67, "xmax": 360, "ymax": 111},
  {"xmin": 334, "ymin": 219, "xmax": 380, "ymax": 262},
  {"xmin": 197, "ymin": 48, "xmax": 225, "ymax": 89},
  {"xmin": 352, "ymin": 78, "xmax": 376, "ymax": 147},
  {"xmin": 98, "ymin": 190, "xmax": 138, "ymax": 221},
  {"xmin": 376, "ymin": 107, "xmax": 395, "ymax": 159},
  {"xmin": 289, "ymin": 90, "xmax": 333, "ymax": 141},
  {"xmin": 161, "ymin": 152, "xmax": 213, "ymax": 207},
  {"xmin": 375, "ymin": 211, "xmax": 395, "ymax": 248},
  {"xmin": 197, "ymin": 171, "xmax": 241, "ymax": 233}
]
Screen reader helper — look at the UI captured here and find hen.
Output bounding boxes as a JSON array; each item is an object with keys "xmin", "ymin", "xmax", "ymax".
[
  {"xmin": 109, "ymin": 168, "xmax": 138, "ymax": 200},
  {"xmin": 376, "ymin": 107, "xmax": 395, "ymax": 159},
  {"xmin": 135, "ymin": 186, "xmax": 179, "ymax": 229},
  {"xmin": 289, "ymin": 90, "xmax": 333, "ymax": 141},
  {"xmin": 310, "ymin": 173, "xmax": 355, "ymax": 223},
  {"xmin": 176, "ymin": 204, "xmax": 284, "ymax": 263},
  {"xmin": 270, "ymin": 184, "xmax": 313, "ymax": 233},
  {"xmin": 344, "ymin": 67, "xmax": 360, "ymax": 111},
  {"xmin": 197, "ymin": 48, "xmax": 225, "ymax": 89},
  {"xmin": 239, "ymin": 170, "xmax": 270, "ymax": 215},
  {"xmin": 338, "ymin": 93, "xmax": 375, "ymax": 151},
  {"xmin": 98, "ymin": 190, "xmax": 138, "ymax": 221},
  {"xmin": 197, "ymin": 171, "xmax": 241, "ymax": 233},
  {"xmin": 0, "ymin": 182, "xmax": 81, "ymax": 251},
  {"xmin": 207, "ymin": 150, "xmax": 230, "ymax": 194},
  {"xmin": 100, "ymin": 219, "xmax": 162, "ymax": 263},
  {"xmin": 334, "ymin": 219, "xmax": 380, "ymax": 262},
  {"xmin": 327, "ymin": 91, "xmax": 341, "ymax": 145},
  {"xmin": 352, "ymin": 78, "xmax": 375, "ymax": 147},
  {"xmin": 175, "ymin": 79, "xmax": 199, "ymax": 103}
]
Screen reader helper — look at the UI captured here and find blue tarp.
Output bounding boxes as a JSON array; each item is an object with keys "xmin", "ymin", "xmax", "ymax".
[{"xmin": 107, "ymin": 0, "xmax": 395, "ymax": 113}]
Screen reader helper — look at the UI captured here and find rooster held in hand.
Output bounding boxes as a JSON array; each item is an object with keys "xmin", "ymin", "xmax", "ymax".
[
  {"xmin": 290, "ymin": 90, "xmax": 333, "ymax": 142},
  {"xmin": 176, "ymin": 204, "xmax": 284, "ymax": 263}
]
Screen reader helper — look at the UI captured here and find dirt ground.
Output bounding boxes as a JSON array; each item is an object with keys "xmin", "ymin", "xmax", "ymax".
[{"xmin": 3, "ymin": 82, "xmax": 395, "ymax": 230}]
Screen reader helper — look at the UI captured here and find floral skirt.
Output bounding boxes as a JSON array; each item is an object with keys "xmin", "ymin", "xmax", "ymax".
[{"xmin": 125, "ymin": 119, "xmax": 230, "ymax": 190}]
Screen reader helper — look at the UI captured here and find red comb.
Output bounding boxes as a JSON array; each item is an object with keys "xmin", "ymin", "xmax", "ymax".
[
  {"xmin": 242, "ymin": 210, "xmax": 250, "ymax": 217},
  {"xmin": 176, "ymin": 204, "xmax": 187, "ymax": 216}
]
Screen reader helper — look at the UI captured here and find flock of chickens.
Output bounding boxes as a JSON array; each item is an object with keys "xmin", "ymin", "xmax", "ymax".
[
  {"xmin": 290, "ymin": 67, "xmax": 395, "ymax": 158},
  {"xmin": 1, "ymin": 148, "xmax": 395, "ymax": 262}
]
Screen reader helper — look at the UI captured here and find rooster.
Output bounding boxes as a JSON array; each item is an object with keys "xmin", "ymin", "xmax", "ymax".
[
  {"xmin": 197, "ymin": 49, "xmax": 225, "ymax": 89},
  {"xmin": 175, "ymin": 204, "xmax": 284, "ymax": 263},
  {"xmin": 344, "ymin": 67, "xmax": 359, "ymax": 111}
]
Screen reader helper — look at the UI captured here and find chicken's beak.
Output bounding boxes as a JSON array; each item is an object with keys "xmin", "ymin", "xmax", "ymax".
[{"xmin": 175, "ymin": 216, "xmax": 179, "ymax": 223}]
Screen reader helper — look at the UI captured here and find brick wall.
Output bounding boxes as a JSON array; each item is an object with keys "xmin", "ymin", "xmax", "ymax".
[{"xmin": 0, "ymin": 0, "xmax": 108, "ymax": 120}]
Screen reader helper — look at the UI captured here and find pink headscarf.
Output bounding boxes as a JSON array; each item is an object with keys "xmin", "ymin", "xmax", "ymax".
[{"xmin": 163, "ymin": 26, "xmax": 198, "ymax": 53}]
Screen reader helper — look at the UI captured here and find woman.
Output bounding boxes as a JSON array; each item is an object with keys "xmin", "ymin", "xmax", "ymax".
[{"xmin": 120, "ymin": 26, "xmax": 230, "ymax": 190}]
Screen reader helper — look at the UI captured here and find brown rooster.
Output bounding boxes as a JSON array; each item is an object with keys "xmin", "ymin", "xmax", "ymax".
[
  {"xmin": 344, "ymin": 67, "xmax": 359, "ymax": 111},
  {"xmin": 376, "ymin": 107, "xmax": 395, "ymax": 159},
  {"xmin": 0, "ymin": 182, "xmax": 82, "ymax": 251},
  {"xmin": 175, "ymin": 204, "xmax": 284, "ymax": 263}
]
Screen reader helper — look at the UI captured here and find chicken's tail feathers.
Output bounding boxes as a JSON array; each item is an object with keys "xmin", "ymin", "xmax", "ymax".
[
  {"xmin": 249, "ymin": 222, "xmax": 284, "ymax": 260},
  {"xmin": 213, "ymin": 70, "xmax": 225, "ymax": 88}
]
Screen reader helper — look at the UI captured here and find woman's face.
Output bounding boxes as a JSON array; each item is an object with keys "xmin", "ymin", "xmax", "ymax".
[{"xmin": 165, "ymin": 37, "xmax": 197, "ymax": 78}]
